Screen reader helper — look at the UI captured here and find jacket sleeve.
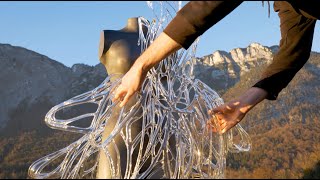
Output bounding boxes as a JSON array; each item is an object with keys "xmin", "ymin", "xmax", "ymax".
[
  {"xmin": 252, "ymin": 1, "xmax": 317, "ymax": 100},
  {"xmin": 163, "ymin": 1, "xmax": 243, "ymax": 49}
]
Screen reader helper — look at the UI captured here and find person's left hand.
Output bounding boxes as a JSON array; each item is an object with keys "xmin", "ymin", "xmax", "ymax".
[
  {"xmin": 207, "ymin": 87, "xmax": 268, "ymax": 134},
  {"xmin": 208, "ymin": 100, "xmax": 248, "ymax": 134}
]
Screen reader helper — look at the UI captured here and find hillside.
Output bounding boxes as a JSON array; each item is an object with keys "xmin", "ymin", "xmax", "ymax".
[
  {"xmin": 0, "ymin": 43, "xmax": 319, "ymax": 179},
  {"xmin": 0, "ymin": 43, "xmax": 107, "ymax": 136},
  {"xmin": 223, "ymin": 52, "xmax": 320, "ymax": 178}
]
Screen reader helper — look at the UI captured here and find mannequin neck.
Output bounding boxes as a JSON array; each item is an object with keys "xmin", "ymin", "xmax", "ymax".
[{"xmin": 121, "ymin": 17, "xmax": 139, "ymax": 33}]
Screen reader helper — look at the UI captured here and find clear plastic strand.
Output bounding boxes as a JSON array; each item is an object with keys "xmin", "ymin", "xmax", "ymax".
[{"xmin": 28, "ymin": 1, "xmax": 251, "ymax": 179}]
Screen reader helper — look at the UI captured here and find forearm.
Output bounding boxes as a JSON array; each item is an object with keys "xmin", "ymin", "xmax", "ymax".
[
  {"xmin": 132, "ymin": 32, "xmax": 182, "ymax": 73},
  {"xmin": 253, "ymin": 1, "xmax": 316, "ymax": 100},
  {"xmin": 236, "ymin": 87, "xmax": 268, "ymax": 114}
]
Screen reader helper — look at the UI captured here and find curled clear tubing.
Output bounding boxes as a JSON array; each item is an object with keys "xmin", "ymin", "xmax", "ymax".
[{"xmin": 28, "ymin": 1, "xmax": 251, "ymax": 179}]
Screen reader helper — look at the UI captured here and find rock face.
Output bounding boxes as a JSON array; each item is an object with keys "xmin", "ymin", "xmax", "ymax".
[
  {"xmin": 0, "ymin": 44, "xmax": 107, "ymax": 133},
  {"xmin": 0, "ymin": 44, "xmax": 71, "ymax": 130},
  {"xmin": 189, "ymin": 42, "xmax": 278, "ymax": 94}
]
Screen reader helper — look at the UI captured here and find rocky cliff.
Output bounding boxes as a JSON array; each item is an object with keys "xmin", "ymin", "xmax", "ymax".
[{"xmin": 190, "ymin": 42, "xmax": 279, "ymax": 94}]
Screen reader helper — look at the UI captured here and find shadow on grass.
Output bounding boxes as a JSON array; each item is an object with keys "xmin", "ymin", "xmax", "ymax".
[{"xmin": 302, "ymin": 161, "xmax": 320, "ymax": 179}]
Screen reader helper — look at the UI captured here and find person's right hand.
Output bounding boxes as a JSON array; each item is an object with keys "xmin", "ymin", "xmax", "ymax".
[
  {"xmin": 111, "ymin": 32, "xmax": 182, "ymax": 108},
  {"xmin": 112, "ymin": 64, "xmax": 147, "ymax": 107}
]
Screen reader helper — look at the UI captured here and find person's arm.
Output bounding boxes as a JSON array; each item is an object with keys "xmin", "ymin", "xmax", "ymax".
[
  {"xmin": 253, "ymin": 1, "xmax": 317, "ymax": 100},
  {"xmin": 210, "ymin": 1, "xmax": 317, "ymax": 134},
  {"xmin": 209, "ymin": 87, "xmax": 268, "ymax": 134},
  {"xmin": 112, "ymin": 32, "xmax": 181, "ymax": 107},
  {"xmin": 113, "ymin": 1, "xmax": 242, "ymax": 107},
  {"xmin": 164, "ymin": 1, "xmax": 243, "ymax": 49}
]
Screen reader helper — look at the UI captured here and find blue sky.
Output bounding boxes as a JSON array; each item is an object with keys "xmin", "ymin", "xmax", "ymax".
[{"xmin": 0, "ymin": 1, "xmax": 319, "ymax": 67}]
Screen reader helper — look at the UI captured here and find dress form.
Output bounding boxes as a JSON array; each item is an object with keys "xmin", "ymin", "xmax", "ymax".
[
  {"xmin": 96, "ymin": 17, "xmax": 148, "ymax": 179},
  {"xmin": 98, "ymin": 17, "xmax": 147, "ymax": 81}
]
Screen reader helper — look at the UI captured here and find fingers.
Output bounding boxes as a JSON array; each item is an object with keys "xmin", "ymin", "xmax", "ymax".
[
  {"xmin": 207, "ymin": 107, "xmax": 223, "ymax": 134},
  {"xmin": 112, "ymin": 85, "xmax": 125, "ymax": 102},
  {"xmin": 207, "ymin": 116, "xmax": 223, "ymax": 134},
  {"xmin": 221, "ymin": 124, "xmax": 232, "ymax": 134},
  {"xmin": 119, "ymin": 90, "xmax": 134, "ymax": 108},
  {"xmin": 219, "ymin": 118, "xmax": 238, "ymax": 134},
  {"xmin": 217, "ymin": 117, "xmax": 227, "ymax": 134},
  {"xmin": 211, "ymin": 120, "xmax": 227, "ymax": 134},
  {"xmin": 207, "ymin": 108, "xmax": 230, "ymax": 134},
  {"xmin": 208, "ymin": 107, "xmax": 221, "ymax": 115},
  {"xmin": 206, "ymin": 120, "xmax": 218, "ymax": 133},
  {"xmin": 111, "ymin": 84, "xmax": 136, "ymax": 108},
  {"xmin": 215, "ymin": 112, "xmax": 224, "ymax": 120}
]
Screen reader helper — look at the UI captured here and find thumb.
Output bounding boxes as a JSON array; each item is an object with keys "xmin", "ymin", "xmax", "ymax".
[{"xmin": 208, "ymin": 106, "xmax": 223, "ymax": 115}]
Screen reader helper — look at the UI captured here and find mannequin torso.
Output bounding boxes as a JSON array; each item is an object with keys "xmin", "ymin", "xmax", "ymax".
[{"xmin": 99, "ymin": 18, "xmax": 147, "ymax": 80}]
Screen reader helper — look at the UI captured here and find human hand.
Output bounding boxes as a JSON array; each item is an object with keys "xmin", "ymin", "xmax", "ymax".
[
  {"xmin": 111, "ymin": 33, "xmax": 182, "ymax": 108},
  {"xmin": 208, "ymin": 100, "xmax": 248, "ymax": 134},
  {"xmin": 207, "ymin": 87, "xmax": 268, "ymax": 134},
  {"xmin": 112, "ymin": 64, "xmax": 147, "ymax": 107}
]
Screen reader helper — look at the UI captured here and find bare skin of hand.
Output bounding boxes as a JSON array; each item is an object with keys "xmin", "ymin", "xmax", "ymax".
[
  {"xmin": 112, "ymin": 32, "xmax": 181, "ymax": 107},
  {"xmin": 208, "ymin": 87, "xmax": 268, "ymax": 134},
  {"xmin": 111, "ymin": 64, "xmax": 147, "ymax": 107},
  {"xmin": 208, "ymin": 100, "xmax": 247, "ymax": 134}
]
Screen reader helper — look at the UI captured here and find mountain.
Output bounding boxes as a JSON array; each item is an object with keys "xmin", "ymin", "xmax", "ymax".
[
  {"xmin": 0, "ymin": 43, "xmax": 107, "ymax": 135},
  {"xmin": 0, "ymin": 42, "xmax": 275, "ymax": 134},
  {"xmin": 220, "ymin": 51, "xmax": 320, "ymax": 179},
  {"xmin": 0, "ymin": 43, "xmax": 320, "ymax": 179},
  {"xmin": 190, "ymin": 42, "xmax": 278, "ymax": 95}
]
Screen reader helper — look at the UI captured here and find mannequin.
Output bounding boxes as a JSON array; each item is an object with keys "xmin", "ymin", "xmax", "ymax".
[
  {"xmin": 99, "ymin": 17, "xmax": 148, "ymax": 80},
  {"xmin": 96, "ymin": 17, "xmax": 148, "ymax": 179}
]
